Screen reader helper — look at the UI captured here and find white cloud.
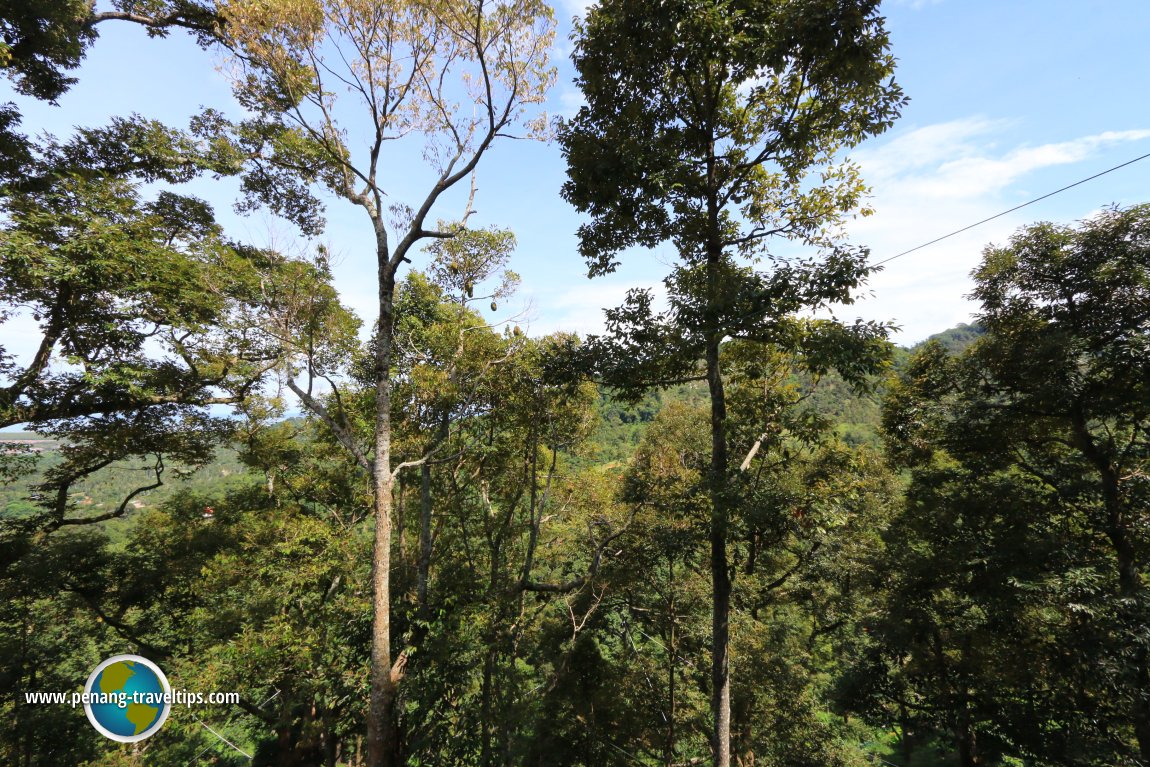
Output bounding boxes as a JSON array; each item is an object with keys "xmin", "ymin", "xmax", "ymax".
[
  {"xmin": 852, "ymin": 117, "xmax": 1009, "ymax": 180},
  {"xmin": 555, "ymin": 88, "xmax": 586, "ymax": 119},
  {"xmin": 844, "ymin": 121, "xmax": 1150, "ymax": 344},
  {"xmin": 856, "ymin": 122, "xmax": 1150, "ymax": 202},
  {"xmin": 928, "ymin": 130, "xmax": 1150, "ymax": 199},
  {"xmin": 525, "ymin": 278, "xmax": 667, "ymax": 338},
  {"xmin": 559, "ymin": 0, "xmax": 595, "ymax": 20}
]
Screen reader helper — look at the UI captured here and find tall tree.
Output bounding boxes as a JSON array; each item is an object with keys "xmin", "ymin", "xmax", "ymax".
[
  {"xmin": 218, "ymin": 1, "xmax": 555, "ymax": 762},
  {"xmin": 0, "ymin": 0, "xmax": 339, "ymax": 557},
  {"xmin": 559, "ymin": 1, "xmax": 903, "ymax": 763},
  {"xmin": 0, "ymin": 163, "xmax": 338, "ymax": 562},
  {"xmin": 878, "ymin": 204, "xmax": 1150, "ymax": 765},
  {"xmin": 352, "ymin": 272, "xmax": 620, "ymax": 765}
]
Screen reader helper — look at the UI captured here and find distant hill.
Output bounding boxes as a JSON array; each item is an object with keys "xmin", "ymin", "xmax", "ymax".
[
  {"xmin": 776, "ymin": 323, "xmax": 985, "ymax": 446},
  {"xmin": 0, "ymin": 446, "xmax": 257, "ymax": 528},
  {"xmin": 588, "ymin": 324, "xmax": 987, "ymax": 456},
  {"xmin": 1, "ymin": 326, "xmax": 984, "ymax": 519},
  {"xmin": 910, "ymin": 323, "xmax": 985, "ymax": 355}
]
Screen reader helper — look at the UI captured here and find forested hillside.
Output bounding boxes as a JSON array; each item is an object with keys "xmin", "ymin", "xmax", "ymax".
[
  {"xmin": 2, "ymin": 2, "xmax": 1148, "ymax": 767},
  {"xmin": 2, "ymin": 321, "xmax": 976, "ymax": 526}
]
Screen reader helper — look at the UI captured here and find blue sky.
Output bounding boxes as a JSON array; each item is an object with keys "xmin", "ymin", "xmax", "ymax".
[{"xmin": 7, "ymin": 0, "xmax": 1150, "ymax": 364}]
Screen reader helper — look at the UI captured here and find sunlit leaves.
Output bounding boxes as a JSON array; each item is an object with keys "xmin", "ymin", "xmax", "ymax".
[
  {"xmin": 425, "ymin": 224, "xmax": 519, "ymax": 307},
  {"xmin": 561, "ymin": 0, "xmax": 904, "ymax": 274},
  {"xmin": 220, "ymin": 0, "xmax": 556, "ymax": 202}
]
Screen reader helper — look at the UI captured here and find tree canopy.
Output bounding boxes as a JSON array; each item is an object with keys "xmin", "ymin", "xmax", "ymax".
[
  {"xmin": 876, "ymin": 204, "xmax": 1150, "ymax": 765},
  {"xmin": 8, "ymin": 3, "xmax": 1150, "ymax": 767}
]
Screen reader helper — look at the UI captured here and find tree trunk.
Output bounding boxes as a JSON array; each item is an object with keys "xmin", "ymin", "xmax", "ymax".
[
  {"xmin": 1108, "ymin": 512, "xmax": 1150, "ymax": 758},
  {"xmin": 897, "ymin": 696, "xmax": 914, "ymax": 766},
  {"xmin": 418, "ymin": 459, "xmax": 432, "ymax": 610},
  {"xmin": 1072, "ymin": 411, "xmax": 1150, "ymax": 761},
  {"xmin": 1108, "ymin": 502, "xmax": 1150, "ymax": 762},
  {"xmin": 666, "ymin": 554, "xmax": 677, "ymax": 767},
  {"xmin": 704, "ymin": 154, "xmax": 732, "ymax": 765},
  {"xmin": 1107, "ymin": 506, "xmax": 1150, "ymax": 761},
  {"xmin": 956, "ymin": 708, "xmax": 978, "ymax": 767},
  {"xmin": 481, "ymin": 649, "xmax": 495, "ymax": 767},
  {"xmin": 367, "ymin": 271, "xmax": 398, "ymax": 767},
  {"xmin": 703, "ymin": 338, "xmax": 731, "ymax": 767},
  {"xmin": 707, "ymin": 333, "xmax": 731, "ymax": 767},
  {"xmin": 1135, "ymin": 650, "xmax": 1150, "ymax": 766}
]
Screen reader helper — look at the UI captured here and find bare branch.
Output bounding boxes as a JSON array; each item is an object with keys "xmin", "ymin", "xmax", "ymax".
[
  {"xmin": 520, "ymin": 507, "xmax": 638, "ymax": 594},
  {"xmin": 286, "ymin": 378, "xmax": 373, "ymax": 473},
  {"xmin": 57, "ymin": 455, "xmax": 166, "ymax": 528}
]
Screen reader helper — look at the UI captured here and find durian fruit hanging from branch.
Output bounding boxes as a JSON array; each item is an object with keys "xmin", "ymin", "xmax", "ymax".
[{"xmin": 426, "ymin": 222, "xmax": 520, "ymax": 309}]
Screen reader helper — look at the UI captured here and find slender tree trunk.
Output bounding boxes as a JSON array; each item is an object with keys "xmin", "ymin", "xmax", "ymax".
[
  {"xmin": 704, "ymin": 163, "xmax": 731, "ymax": 766},
  {"xmin": 956, "ymin": 706, "xmax": 978, "ymax": 767},
  {"xmin": 1107, "ymin": 508, "xmax": 1150, "ymax": 761},
  {"xmin": 1135, "ymin": 652, "xmax": 1150, "ymax": 766},
  {"xmin": 367, "ymin": 271, "xmax": 398, "ymax": 767},
  {"xmin": 707, "ymin": 334, "xmax": 731, "ymax": 767},
  {"xmin": 897, "ymin": 696, "xmax": 914, "ymax": 767},
  {"xmin": 1107, "ymin": 496, "xmax": 1150, "ymax": 761},
  {"xmin": 418, "ymin": 458, "xmax": 432, "ymax": 609},
  {"xmin": 1111, "ymin": 512, "xmax": 1150, "ymax": 761},
  {"xmin": 481, "ymin": 649, "xmax": 495, "ymax": 767},
  {"xmin": 666, "ymin": 554, "xmax": 677, "ymax": 767},
  {"xmin": 705, "ymin": 236, "xmax": 732, "ymax": 766}
]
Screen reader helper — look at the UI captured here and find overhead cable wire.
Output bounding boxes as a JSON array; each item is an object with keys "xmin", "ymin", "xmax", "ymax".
[{"xmin": 870, "ymin": 150, "xmax": 1150, "ymax": 268}]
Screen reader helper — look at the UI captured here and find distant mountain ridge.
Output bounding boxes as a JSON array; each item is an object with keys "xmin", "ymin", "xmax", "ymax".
[
  {"xmin": 909, "ymin": 323, "xmax": 984, "ymax": 355},
  {"xmin": 2, "ymin": 326, "xmax": 985, "ymax": 518}
]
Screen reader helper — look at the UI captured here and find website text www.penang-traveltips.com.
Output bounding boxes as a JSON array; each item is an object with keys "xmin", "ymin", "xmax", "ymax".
[{"xmin": 23, "ymin": 689, "xmax": 240, "ymax": 708}]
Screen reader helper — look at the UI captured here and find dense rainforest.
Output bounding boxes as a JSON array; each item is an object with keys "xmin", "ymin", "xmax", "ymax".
[{"xmin": 2, "ymin": 1, "xmax": 1149, "ymax": 767}]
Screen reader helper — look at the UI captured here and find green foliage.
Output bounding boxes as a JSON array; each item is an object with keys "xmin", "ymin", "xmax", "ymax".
[
  {"xmin": 0, "ymin": 0, "xmax": 98, "ymax": 102},
  {"xmin": 561, "ymin": 0, "xmax": 904, "ymax": 275},
  {"xmin": 15, "ymin": 2, "xmax": 1150, "ymax": 766},
  {"xmin": 862, "ymin": 205, "xmax": 1150, "ymax": 766},
  {"xmin": 560, "ymin": 7, "xmax": 903, "ymax": 758},
  {"xmin": 0, "ymin": 1, "xmax": 224, "ymax": 192},
  {"xmin": 0, "ymin": 1, "xmax": 219, "ymax": 103},
  {"xmin": 426, "ymin": 225, "xmax": 520, "ymax": 310},
  {"xmin": 0, "ymin": 166, "xmax": 341, "ymax": 544},
  {"xmin": 1, "ymin": 418, "xmax": 376, "ymax": 765}
]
